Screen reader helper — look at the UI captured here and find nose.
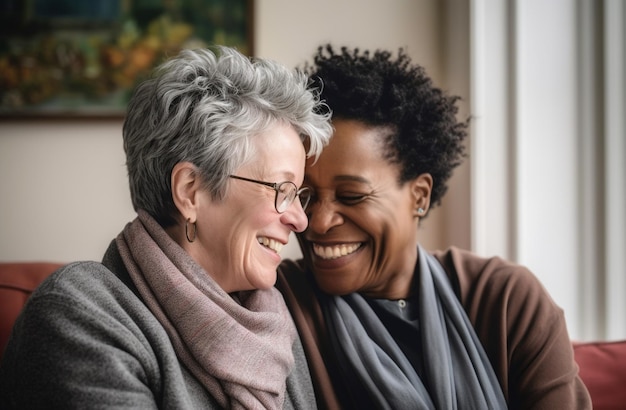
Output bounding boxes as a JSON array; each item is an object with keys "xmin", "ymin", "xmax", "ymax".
[
  {"xmin": 281, "ymin": 200, "xmax": 309, "ymax": 233},
  {"xmin": 307, "ymin": 198, "xmax": 344, "ymax": 234}
]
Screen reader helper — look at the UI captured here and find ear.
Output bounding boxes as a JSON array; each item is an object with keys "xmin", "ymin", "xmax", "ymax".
[
  {"xmin": 410, "ymin": 173, "xmax": 433, "ymax": 218},
  {"xmin": 171, "ymin": 162, "xmax": 202, "ymax": 223}
]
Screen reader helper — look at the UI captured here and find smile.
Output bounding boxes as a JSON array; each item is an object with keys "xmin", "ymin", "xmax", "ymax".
[
  {"xmin": 313, "ymin": 243, "xmax": 362, "ymax": 260},
  {"xmin": 258, "ymin": 237, "xmax": 283, "ymax": 253}
]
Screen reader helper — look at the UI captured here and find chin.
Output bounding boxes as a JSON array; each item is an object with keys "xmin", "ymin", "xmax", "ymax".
[
  {"xmin": 315, "ymin": 275, "xmax": 356, "ymax": 296},
  {"xmin": 251, "ymin": 271, "xmax": 278, "ymax": 291}
]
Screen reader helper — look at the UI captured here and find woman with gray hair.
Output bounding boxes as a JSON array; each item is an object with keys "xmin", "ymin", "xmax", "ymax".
[{"xmin": 0, "ymin": 46, "xmax": 332, "ymax": 409}]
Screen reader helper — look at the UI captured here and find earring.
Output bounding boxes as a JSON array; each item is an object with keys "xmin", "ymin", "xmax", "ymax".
[
  {"xmin": 417, "ymin": 208, "xmax": 425, "ymax": 215},
  {"xmin": 185, "ymin": 218, "xmax": 197, "ymax": 243}
]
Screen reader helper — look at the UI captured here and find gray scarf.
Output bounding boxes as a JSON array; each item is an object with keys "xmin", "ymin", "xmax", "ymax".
[
  {"xmin": 322, "ymin": 246, "xmax": 507, "ymax": 409},
  {"xmin": 116, "ymin": 210, "xmax": 296, "ymax": 409}
]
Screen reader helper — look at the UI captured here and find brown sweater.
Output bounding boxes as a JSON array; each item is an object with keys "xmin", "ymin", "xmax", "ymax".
[{"xmin": 277, "ymin": 247, "xmax": 591, "ymax": 410}]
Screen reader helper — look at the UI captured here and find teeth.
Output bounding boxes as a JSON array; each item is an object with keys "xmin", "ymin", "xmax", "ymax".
[
  {"xmin": 258, "ymin": 237, "xmax": 283, "ymax": 253},
  {"xmin": 313, "ymin": 243, "xmax": 361, "ymax": 260}
]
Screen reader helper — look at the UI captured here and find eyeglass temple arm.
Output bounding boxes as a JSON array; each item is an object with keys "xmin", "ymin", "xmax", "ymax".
[{"xmin": 229, "ymin": 175, "xmax": 278, "ymax": 189}]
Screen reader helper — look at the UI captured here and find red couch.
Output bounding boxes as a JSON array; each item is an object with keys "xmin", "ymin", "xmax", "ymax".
[
  {"xmin": 0, "ymin": 262, "xmax": 64, "ymax": 360},
  {"xmin": 1, "ymin": 262, "xmax": 625, "ymax": 408},
  {"xmin": 573, "ymin": 340, "xmax": 626, "ymax": 409}
]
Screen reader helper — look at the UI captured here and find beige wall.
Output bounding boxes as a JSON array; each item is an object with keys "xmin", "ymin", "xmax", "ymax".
[{"xmin": 0, "ymin": 0, "xmax": 470, "ymax": 263}]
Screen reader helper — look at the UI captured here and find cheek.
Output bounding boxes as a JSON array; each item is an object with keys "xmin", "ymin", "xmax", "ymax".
[
  {"xmin": 358, "ymin": 203, "xmax": 413, "ymax": 258},
  {"xmin": 205, "ymin": 201, "xmax": 271, "ymax": 255},
  {"xmin": 228, "ymin": 209, "xmax": 272, "ymax": 247},
  {"xmin": 242, "ymin": 205, "xmax": 276, "ymax": 229},
  {"xmin": 351, "ymin": 203, "xmax": 395, "ymax": 236}
]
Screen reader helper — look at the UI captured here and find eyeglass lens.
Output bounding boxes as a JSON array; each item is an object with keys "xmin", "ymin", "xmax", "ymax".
[
  {"xmin": 276, "ymin": 183, "xmax": 311, "ymax": 213},
  {"xmin": 297, "ymin": 188, "xmax": 311, "ymax": 211},
  {"xmin": 276, "ymin": 182, "xmax": 297, "ymax": 213}
]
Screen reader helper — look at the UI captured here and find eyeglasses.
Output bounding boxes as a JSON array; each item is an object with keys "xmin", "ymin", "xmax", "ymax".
[{"xmin": 229, "ymin": 175, "xmax": 312, "ymax": 213}]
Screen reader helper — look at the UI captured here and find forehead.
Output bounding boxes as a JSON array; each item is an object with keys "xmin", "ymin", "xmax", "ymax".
[
  {"xmin": 307, "ymin": 119, "xmax": 393, "ymax": 178},
  {"xmin": 248, "ymin": 123, "xmax": 305, "ymax": 176}
]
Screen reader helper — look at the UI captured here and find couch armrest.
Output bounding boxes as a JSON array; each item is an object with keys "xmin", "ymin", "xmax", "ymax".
[
  {"xmin": 573, "ymin": 339, "xmax": 626, "ymax": 410},
  {"xmin": 0, "ymin": 262, "xmax": 63, "ymax": 361}
]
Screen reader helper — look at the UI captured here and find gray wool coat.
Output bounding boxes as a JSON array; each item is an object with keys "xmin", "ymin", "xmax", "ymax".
[{"xmin": 0, "ymin": 241, "xmax": 316, "ymax": 409}]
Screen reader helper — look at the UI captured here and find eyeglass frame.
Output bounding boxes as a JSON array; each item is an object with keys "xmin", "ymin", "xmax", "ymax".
[{"xmin": 228, "ymin": 175, "xmax": 312, "ymax": 213}]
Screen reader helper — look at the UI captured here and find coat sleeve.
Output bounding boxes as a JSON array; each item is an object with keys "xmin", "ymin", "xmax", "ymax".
[
  {"xmin": 277, "ymin": 260, "xmax": 342, "ymax": 410},
  {"xmin": 0, "ymin": 262, "xmax": 185, "ymax": 409},
  {"xmin": 435, "ymin": 247, "xmax": 592, "ymax": 410}
]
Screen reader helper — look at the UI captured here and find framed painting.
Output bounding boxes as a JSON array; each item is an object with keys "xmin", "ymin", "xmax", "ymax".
[{"xmin": 0, "ymin": 0, "xmax": 253, "ymax": 118}]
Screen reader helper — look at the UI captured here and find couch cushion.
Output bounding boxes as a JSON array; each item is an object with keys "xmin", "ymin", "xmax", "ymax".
[
  {"xmin": 573, "ymin": 339, "xmax": 626, "ymax": 410},
  {"xmin": 0, "ymin": 262, "xmax": 63, "ymax": 361}
]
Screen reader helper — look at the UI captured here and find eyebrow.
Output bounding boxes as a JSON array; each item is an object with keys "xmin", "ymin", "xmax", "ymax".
[
  {"xmin": 334, "ymin": 175, "xmax": 371, "ymax": 184},
  {"xmin": 268, "ymin": 170, "xmax": 296, "ymax": 181}
]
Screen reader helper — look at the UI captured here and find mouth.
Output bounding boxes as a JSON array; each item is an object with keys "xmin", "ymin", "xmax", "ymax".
[
  {"xmin": 258, "ymin": 237, "xmax": 284, "ymax": 253},
  {"xmin": 312, "ymin": 242, "xmax": 362, "ymax": 260}
]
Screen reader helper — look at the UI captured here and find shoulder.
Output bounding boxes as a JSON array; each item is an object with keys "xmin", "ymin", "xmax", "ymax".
[
  {"xmin": 276, "ymin": 259, "xmax": 338, "ymax": 409},
  {"xmin": 29, "ymin": 260, "xmax": 137, "ymax": 313},
  {"xmin": 13, "ymin": 261, "xmax": 153, "ymax": 351},
  {"xmin": 278, "ymin": 258, "xmax": 307, "ymax": 279},
  {"xmin": 433, "ymin": 246, "xmax": 534, "ymax": 284},
  {"xmin": 14, "ymin": 259, "xmax": 161, "ymax": 353},
  {"xmin": 431, "ymin": 248, "xmax": 583, "ymax": 407},
  {"xmin": 42, "ymin": 260, "xmax": 122, "ymax": 289},
  {"xmin": 432, "ymin": 246, "xmax": 550, "ymax": 309},
  {"xmin": 431, "ymin": 246, "xmax": 565, "ymax": 350},
  {"xmin": 276, "ymin": 259, "xmax": 312, "ymax": 299},
  {"xmin": 276, "ymin": 258, "xmax": 321, "ymax": 314},
  {"xmin": 0, "ymin": 261, "xmax": 187, "ymax": 408}
]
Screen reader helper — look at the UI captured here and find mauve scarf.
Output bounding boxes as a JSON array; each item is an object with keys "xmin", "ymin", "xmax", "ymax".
[
  {"xmin": 322, "ymin": 246, "xmax": 507, "ymax": 409},
  {"xmin": 116, "ymin": 210, "xmax": 296, "ymax": 409}
]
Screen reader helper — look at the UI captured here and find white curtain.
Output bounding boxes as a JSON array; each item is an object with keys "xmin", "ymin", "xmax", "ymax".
[{"xmin": 468, "ymin": 0, "xmax": 625, "ymax": 341}]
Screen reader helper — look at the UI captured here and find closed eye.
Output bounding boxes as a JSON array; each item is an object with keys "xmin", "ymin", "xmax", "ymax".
[{"xmin": 337, "ymin": 193, "xmax": 368, "ymax": 205}]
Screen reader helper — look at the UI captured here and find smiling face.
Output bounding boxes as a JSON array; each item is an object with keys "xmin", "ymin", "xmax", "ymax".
[
  {"xmin": 301, "ymin": 119, "xmax": 431, "ymax": 299},
  {"xmin": 184, "ymin": 122, "xmax": 308, "ymax": 293}
]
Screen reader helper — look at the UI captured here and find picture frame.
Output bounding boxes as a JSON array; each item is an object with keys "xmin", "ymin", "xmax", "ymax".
[{"xmin": 0, "ymin": 0, "xmax": 254, "ymax": 118}]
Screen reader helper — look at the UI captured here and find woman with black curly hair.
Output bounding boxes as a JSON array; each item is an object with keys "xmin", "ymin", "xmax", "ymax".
[{"xmin": 277, "ymin": 45, "xmax": 591, "ymax": 409}]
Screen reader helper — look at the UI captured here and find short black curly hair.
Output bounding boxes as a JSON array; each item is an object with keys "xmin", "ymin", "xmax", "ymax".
[{"xmin": 306, "ymin": 44, "xmax": 468, "ymax": 208}]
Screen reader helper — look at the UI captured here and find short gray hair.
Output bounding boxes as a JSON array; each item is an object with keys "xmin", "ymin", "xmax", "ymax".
[{"xmin": 123, "ymin": 46, "xmax": 332, "ymax": 227}]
